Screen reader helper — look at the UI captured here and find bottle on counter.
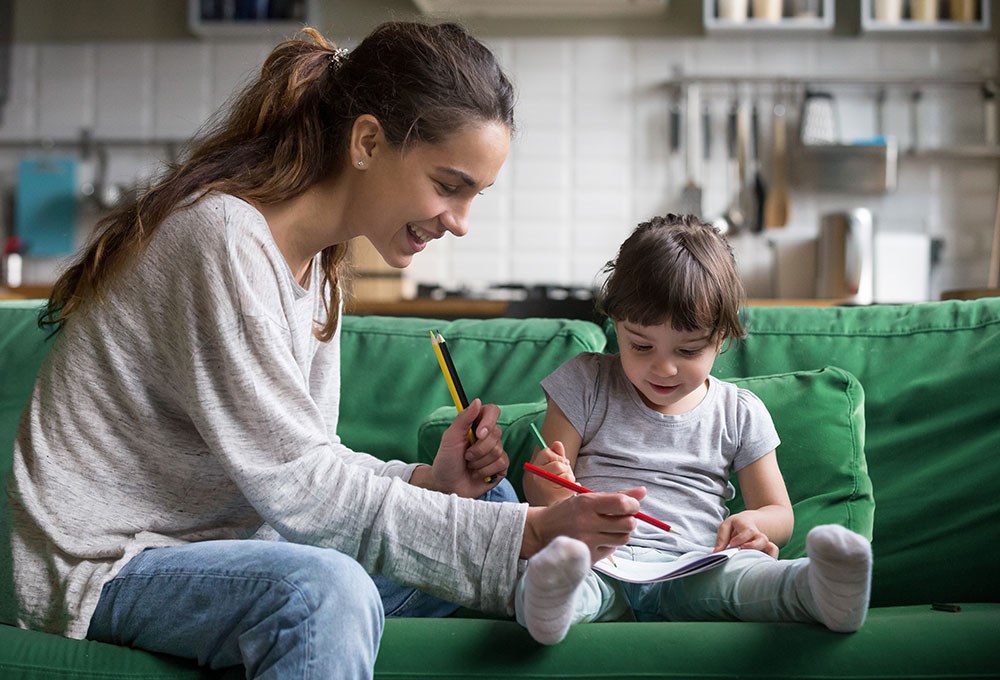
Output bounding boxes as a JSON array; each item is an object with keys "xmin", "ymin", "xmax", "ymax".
[{"xmin": 2, "ymin": 235, "xmax": 24, "ymax": 288}]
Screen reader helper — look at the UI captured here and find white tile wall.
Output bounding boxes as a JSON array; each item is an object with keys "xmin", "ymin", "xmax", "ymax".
[{"xmin": 1, "ymin": 32, "xmax": 997, "ymax": 300}]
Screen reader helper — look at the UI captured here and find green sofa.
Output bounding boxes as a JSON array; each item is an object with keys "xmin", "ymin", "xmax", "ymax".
[{"xmin": 2, "ymin": 298, "xmax": 998, "ymax": 679}]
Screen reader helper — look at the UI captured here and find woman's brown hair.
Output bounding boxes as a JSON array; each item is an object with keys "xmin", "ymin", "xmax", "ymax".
[
  {"xmin": 42, "ymin": 22, "xmax": 515, "ymax": 340},
  {"xmin": 596, "ymin": 214, "xmax": 746, "ymax": 346}
]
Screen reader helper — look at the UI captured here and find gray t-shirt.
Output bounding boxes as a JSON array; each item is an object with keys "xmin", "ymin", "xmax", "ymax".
[
  {"xmin": 542, "ymin": 352, "xmax": 779, "ymax": 554},
  {"xmin": 9, "ymin": 193, "xmax": 525, "ymax": 639}
]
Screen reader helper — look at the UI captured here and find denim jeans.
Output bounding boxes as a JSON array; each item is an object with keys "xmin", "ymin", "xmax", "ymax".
[{"xmin": 86, "ymin": 478, "xmax": 519, "ymax": 679}]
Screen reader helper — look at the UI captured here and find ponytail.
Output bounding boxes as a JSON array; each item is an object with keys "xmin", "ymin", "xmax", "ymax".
[
  {"xmin": 43, "ymin": 27, "xmax": 349, "ymax": 338},
  {"xmin": 44, "ymin": 22, "xmax": 514, "ymax": 344}
]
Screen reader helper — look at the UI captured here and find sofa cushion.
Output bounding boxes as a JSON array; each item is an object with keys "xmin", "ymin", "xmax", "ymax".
[
  {"xmin": 727, "ymin": 366, "xmax": 872, "ymax": 558},
  {"xmin": 339, "ymin": 315, "xmax": 607, "ymax": 463},
  {"xmin": 709, "ymin": 299, "xmax": 1000, "ymax": 607},
  {"xmin": 374, "ymin": 604, "xmax": 1000, "ymax": 680},
  {"xmin": 418, "ymin": 366, "xmax": 873, "ymax": 559},
  {"xmin": 0, "ymin": 624, "xmax": 243, "ymax": 679},
  {"xmin": 0, "ymin": 301, "xmax": 52, "ymax": 627}
]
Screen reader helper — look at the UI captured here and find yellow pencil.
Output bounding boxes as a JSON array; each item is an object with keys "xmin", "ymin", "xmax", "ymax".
[{"xmin": 430, "ymin": 330, "xmax": 493, "ymax": 482}]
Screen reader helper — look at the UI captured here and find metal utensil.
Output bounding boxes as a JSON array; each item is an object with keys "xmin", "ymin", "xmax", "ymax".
[
  {"xmin": 800, "ymin": 89, "xmax": 838, "ymax": 145},
  {"xmin": 744, "ymin": 99, "xmax": 766, "ymax": 233},
  {"xmin": 720, "ymin": 98, "xmax": 746, "ymax": 233},
  {"xmin": 676, "ymin": 84, "xmax": 703, "ymax": 217}
]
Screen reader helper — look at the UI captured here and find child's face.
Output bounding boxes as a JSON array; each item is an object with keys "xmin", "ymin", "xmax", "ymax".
[{"xmin": 615, "ymin": 320, "xmax": 720, "ymax": 415}]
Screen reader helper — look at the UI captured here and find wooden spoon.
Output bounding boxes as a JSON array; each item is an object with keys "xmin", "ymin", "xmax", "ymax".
[{"xmin": 763, "ymin": 102, "xmax": 789, "ymax": 228}]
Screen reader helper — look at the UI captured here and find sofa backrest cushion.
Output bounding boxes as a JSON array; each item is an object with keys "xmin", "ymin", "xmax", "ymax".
[
  {"xmin": 418, "ymin": 366, "xmax": 874, "ymax": 561},
  {"xmin": 338, "ymin": 315, "xmax": 607, "ymax": 462},
  {"xmin": 0, "ymin": 301, "xmax": 53, "ymax": 623},
  {"xmin": 709, "ymin": 299, "xmax": 1000, "ymax": 607}
]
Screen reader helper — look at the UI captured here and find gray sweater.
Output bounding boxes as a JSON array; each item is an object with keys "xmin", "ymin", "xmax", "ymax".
[{"xmin": 9, "ymin": 193, "xmax": 525, "ymax": 639}]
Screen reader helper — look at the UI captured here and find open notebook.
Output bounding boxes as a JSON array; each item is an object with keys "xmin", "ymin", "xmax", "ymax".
[{"xmin": 593, "ymin": 548, "xmax": 740, "ymax": 584}]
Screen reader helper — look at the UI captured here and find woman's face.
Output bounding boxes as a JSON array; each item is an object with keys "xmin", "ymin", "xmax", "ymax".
[{"xmin": 361, "ymin": 121, "xmax": 510, "ymax": 269}]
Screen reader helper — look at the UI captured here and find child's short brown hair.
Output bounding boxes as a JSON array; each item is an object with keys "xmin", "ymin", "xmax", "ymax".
[{"xmin": 596, "ymin": 214, "xmax": 746, "ymax": 344}]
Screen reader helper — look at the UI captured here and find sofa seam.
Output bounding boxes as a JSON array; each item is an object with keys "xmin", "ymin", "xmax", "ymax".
[
  {"xmin": 839, "ymin": 367, "xmax": 862, "ymax": 532},
  {"xmin": 745, "ymin": 317, "xmax": 1000, "ymax": 339}
]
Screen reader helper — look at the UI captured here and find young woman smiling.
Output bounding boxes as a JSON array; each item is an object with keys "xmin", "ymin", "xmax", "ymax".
[{"xmin": 9, "ymin": 22, "xmax": 644, "ymax": 679}]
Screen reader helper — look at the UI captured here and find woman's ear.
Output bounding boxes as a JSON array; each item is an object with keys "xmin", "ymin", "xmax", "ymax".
[{"xmin": 349, "ymin": 114, "xmax": 383, "ymax": 167}]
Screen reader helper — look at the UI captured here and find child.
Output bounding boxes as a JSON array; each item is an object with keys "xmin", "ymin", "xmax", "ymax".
[{"xmin": 516, "ymin": 214, "xmax": 873, "ymax": 645}]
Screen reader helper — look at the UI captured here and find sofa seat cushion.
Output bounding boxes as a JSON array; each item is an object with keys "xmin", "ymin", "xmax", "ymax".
[
  {"xmin": 374, "ymin": 604, "xmax": 1000, "ymax": 679},
  {"xmin": 419, "ymin": 366, "xmax": 874, "ymax": 558},
  {"xmin": 2, "ymin": 604, "xmax": 997, "ymax": 679},
  {"xmin": 0, "ymin": 624, "xmax": 242, "ymax": 679}
]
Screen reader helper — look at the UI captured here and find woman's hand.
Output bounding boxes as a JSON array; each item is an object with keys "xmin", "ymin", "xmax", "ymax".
[
  {"xmin": 714, "ymin": 512, "xmax": 780, "ymax": 558},
  {"xmin": 521, "ymin": 486, "xmax": 647, "ymax": 562},
  {"xmin": 422, "ymin": 399, "xmax": 509, "ymax": 498}
]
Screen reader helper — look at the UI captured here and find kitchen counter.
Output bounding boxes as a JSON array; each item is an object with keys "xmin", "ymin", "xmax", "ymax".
[
  {"xmin": 0, "ymin": 286, "xmax": 54, "ymax": 301},
  {"xmin": 1, "ymin": 287, "xmax": 847, "ymax": 314},
  {"xmin": 346, "ymin": 297, "xmax": 846, "ymax": 318},
  {"xmin": 347, "ymin": 298, "xmax": 509, "ymax": 319}
]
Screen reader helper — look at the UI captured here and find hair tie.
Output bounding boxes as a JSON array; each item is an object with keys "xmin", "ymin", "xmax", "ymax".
[{"xmin": 328, "ymin": 48, "xmax": 349, "ymax": 70}]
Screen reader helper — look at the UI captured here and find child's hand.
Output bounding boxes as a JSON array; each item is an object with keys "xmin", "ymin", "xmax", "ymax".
[
  {"xmin": 714, "ymin": 512, "xmax": 780, "ymax": 558},
  {"xmin": 531, "ymin": 440, "xmax": 576, "ymax": 484}
]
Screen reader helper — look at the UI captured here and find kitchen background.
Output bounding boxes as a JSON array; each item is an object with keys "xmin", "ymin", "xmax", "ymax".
[{"xmin": 1, "ymin": 0, "xmax": 998, "ymax": 308}]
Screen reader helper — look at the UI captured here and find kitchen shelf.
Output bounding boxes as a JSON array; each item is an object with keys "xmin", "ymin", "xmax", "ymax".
[
  {"xmin": 0, "ymin": 137, "xmax": 186, "ymax": 148},
  {"xmin": 793, "ymin": 140, "xmax": 899, "ymax": 194},
  {"xmin": 187, "ymin": 0, "xmax": 314, "ymax": 38},
  {"xmin": 659, "ymin": 72, "xmax": 997, "ymax": 93},
  {"xmin": 904, "ymin": 145, "xmax": 1000, "ymax": 160},
  {"xmin": 861, "ymin": 0, "xmax": 991, "ymax": 33},
  {"xmin": 703, "ymin": 0, "xmax": 834, "ymax": 33}
]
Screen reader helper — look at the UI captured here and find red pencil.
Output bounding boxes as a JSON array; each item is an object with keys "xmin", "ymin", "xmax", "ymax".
[{"xmin": 523, "ymin": 462, "xmax": 680, "ymax": 535}]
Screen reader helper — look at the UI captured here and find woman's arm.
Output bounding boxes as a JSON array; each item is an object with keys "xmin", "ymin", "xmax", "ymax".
[{"xmin": 714, "ymin": 451, "xmax": 794, "ymax": 556}]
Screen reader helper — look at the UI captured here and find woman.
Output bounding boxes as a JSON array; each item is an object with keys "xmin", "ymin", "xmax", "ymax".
[{"xmin": 7, "ymin": 21, "xmax": 644, "ymax": 679}]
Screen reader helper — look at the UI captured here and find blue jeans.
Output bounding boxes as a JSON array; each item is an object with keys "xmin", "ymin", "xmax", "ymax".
[{"xmin": 86, "ymin": 479, "xmax": 518, "ymax": 679}]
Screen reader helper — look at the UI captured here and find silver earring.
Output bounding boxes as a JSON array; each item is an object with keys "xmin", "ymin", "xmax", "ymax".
[{"xmin": 357, "ymin": 160, "xmax": 364, "ymax": 167}]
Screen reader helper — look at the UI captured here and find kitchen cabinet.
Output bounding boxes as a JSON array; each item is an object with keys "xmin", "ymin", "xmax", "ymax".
[
  {"xmin": 703, "ymin": 0, "xmax": 834, "ymax": 32},
  {"xmin": 861, "ymin": 0, "xmax": 991, "ymax": 32},
  {"xmin": 188, "ymin": 0, "xmax": 314, "ymax": 38}
]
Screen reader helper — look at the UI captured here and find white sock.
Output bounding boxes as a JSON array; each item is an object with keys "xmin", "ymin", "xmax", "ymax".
[
  {"xmin": 804, "ymin": 524, "xmax": 873, "ymax": 633},
  {"xmin": 518, "ymin": 536, "xmax": 591, "ymax": 645}
]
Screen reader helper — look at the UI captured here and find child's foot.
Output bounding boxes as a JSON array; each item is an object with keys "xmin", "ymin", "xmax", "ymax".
[
  {"xmin": 518, "ymin": 536, "xmax": 591, "ymax": 645},
  {"xmin": 805, "ymin": 524, "xmax": 873, "ymax": 633}
]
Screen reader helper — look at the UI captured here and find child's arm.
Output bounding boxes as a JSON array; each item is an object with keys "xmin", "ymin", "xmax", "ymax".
[
  {"xmin": 714, "ymin": 451, "xmax": 794, "ymax": 556},
  {"xmin": 523, "ymin": 400, "xmax": 582, "ymax": 507}
]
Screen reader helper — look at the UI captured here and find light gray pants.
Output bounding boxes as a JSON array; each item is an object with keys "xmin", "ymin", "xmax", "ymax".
[{"xmin": 522, "ymin": 545, "xmax": 818, "ymax": 625}]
